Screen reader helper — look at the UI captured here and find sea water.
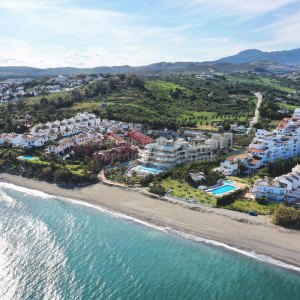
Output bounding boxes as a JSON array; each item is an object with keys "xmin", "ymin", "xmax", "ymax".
[{"xmin": 0, "ymin": 183, "xmax": 300, "ymax": 300}]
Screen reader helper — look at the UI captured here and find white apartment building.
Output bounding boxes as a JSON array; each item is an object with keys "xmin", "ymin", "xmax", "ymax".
[
  {"xmin": 221, "ymin": 108, "xmax": 300, "ymax": 172},
  {"xmin": 0, "ymin": 133, "xmax": 56, "ymax": 148},
  {"xmin": 30, "ymin": 112, "xmax": 101, "ymax": 137},
  {"xmin": 138, "ymin": 133, "xmax": 232, "ymax": 170},
  {"xmin": 253, "ymin": 165, "xmax": 300, "ymax": 202},
  {"xmin": 47, "ymin": 132, "xmax": 103, "ymax": 155},
  {"xmin": 219, "ymin": 154, "xmax": 249, "ymax": 176}
]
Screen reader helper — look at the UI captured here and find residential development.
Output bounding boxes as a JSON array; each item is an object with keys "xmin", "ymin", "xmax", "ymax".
[
  {"xmin": 220, "ymin": 108, "xmax": 300, "ymax": 175},
  {"xmin": 253, "ymin": 165, "xmax": 300, "ymax": 202},
  {"xmin": 138, "ymin": 133, "xmax": 233, "ymax": 171}
]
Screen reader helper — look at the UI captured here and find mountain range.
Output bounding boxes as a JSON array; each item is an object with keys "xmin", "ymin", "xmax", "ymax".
[{"xmin": 1, "ymin": 48, "xmax": 300, "ymax": 77}]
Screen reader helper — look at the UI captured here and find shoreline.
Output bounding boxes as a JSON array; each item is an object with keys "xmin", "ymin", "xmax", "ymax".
[{"xmin": 1, "ymin": 173, "xmax": 300, "ymax": 270}]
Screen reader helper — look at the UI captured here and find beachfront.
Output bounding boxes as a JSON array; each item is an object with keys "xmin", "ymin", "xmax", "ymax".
[{"xmin": 2, "ymin": 173, "xmax": 300, "ymax": 269}]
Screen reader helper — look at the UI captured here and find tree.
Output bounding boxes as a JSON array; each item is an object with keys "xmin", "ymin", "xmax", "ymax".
[
  {"xmin": 140, "ymin": 174, "xmax": 154, "ymax": 187},
  {"xmin": 272, "ymin": 206, "xmax": 300, "ymax": 228},
  {"xmin": 148, "ymin": 181, "xmax": 166, "ymax": 195},
  {"xmin": 54, "ymin": 169, "xmax": 71, "ymax": 183},
  {"xmin": 87, "ymin": 159, "xmax": 99, "ymax": 172},
  {"xmin": 40, "ymin": 97, "xmax": 49, "ymax": 108}
]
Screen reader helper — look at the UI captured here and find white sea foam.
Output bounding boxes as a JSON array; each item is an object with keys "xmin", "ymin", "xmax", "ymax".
[{"xmin": 1, "ymin": 182, "xmax": 300, "ymax": 274}]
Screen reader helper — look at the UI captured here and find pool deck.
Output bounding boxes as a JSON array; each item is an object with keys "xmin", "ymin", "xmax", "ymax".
[{"xmin": 205, "ymin": 179, "xmax": 248, "ymax": 197}]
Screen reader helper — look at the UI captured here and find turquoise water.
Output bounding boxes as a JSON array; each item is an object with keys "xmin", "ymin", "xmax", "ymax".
[
  {"xmin": 20, "ymin": 155, "xmax": 37, "ymax": 160},
  {"xmin": 139, "ymin": 166, "xmax": 162, "ymax": 174},
  {"xmin": 209, "ymin": 184, "xmax": 237, "ymax": 195},
  {"xmin": 0, "ymin": 183, "xmax": 300, "ymax": 300}
]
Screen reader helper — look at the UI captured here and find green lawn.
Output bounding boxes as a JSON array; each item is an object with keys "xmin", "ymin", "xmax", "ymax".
[
  {"xmin": 22, "ymin": 157, "xmax": 86, "ymax": 176},
  {"xmin": 162, "ymin": 178, "xmax": 217, "ymax": 205},
  {"xmin": 225, "ymin": 199, "xmax": 280, "ymax": 215}
]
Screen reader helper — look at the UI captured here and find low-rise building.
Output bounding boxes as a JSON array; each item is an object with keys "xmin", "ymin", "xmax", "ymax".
[
  {"xmin": 253, "ymin": 165, "xmax": 300, "ymax": 202},
  {"xmin": 219, "ymin": 154, "xmax": 249, "ymax": 175}
]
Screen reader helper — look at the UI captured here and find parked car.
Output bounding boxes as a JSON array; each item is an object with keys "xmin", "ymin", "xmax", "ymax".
[{"xmin": 248, "ymin": 211, "xmax": 258, "ymax": 216}]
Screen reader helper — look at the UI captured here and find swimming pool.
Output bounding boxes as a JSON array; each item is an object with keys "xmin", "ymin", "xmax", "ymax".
[
  {"xmin": 209, "ymin": 185, "xmax": 237, "ymax": 195},
  {"xmin": 139, "ymin": 166, "xmax": 162, "ymax": 174},
  {"xmin": 19, "ymin": 155, "xmax": 38, "ymax": 161}
]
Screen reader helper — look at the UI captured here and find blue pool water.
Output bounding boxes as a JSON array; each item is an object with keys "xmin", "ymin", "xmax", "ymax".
[
  {"xmin": 20, "ymin": 155, "xmax": 37, "ymax": 161},
  {"xmin": 209, "ymin": 185, "xmax": 236, "ymax": 195},
  {"xmin": 224, "ymin": 180, "xmax": 234, "ymax": 185},
  {"xmin": 0, "ymin": 183, "xmax": 299, "ymax": 299},
  {"xmin": 140, "ymin": 166, "xmax": 162, "ymax": 174}
]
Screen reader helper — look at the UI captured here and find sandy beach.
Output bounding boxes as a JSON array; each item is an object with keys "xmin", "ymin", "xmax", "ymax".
[{"xmin": 2, "ymin": 173, "xmax": 300, "ymax": 269}]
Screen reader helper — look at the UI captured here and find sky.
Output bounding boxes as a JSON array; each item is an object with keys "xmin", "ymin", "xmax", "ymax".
[{"xmin": 0, "ymin": 0, "xmax": 300, "ymax": 68}]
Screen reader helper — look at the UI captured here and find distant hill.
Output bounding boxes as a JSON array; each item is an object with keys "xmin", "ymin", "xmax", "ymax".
[
  {"xmin": 1, "ymin": 48, "xmax": 299, "ymax": 77},
  {"xmin": 217, "ymin": 48, "xmax": 300, "ymax": 66}
]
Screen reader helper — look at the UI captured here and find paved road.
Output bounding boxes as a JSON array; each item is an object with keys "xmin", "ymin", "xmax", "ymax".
[{"xmin": 250, "ymin": 92, "xmax": 262, "ymax": 128}]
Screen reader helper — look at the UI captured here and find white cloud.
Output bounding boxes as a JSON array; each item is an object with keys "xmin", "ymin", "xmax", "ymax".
[
  {"xmin": 187, "ymin": 0, "xmax": 296, "ymax": 15},
  {"xmin": 0, "ymin": 0, "xmax": 299, "ymax": 67},
  {"xmin": 0, "ymin": 0, "xmax": 64, "ymax": 11}
]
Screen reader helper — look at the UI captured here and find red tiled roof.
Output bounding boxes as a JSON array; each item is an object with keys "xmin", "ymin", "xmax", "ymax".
[
  {"xmin": 277, "ymin": 118, "xmax": 290, "ymax": 129},
  {"xmin": 226, "ymin": 156, "xmax": 235, "ymax": 162}
]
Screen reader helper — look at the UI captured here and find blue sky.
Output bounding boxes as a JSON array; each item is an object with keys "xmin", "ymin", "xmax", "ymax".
[{"xmin": 0, "ymin": 0, "xmax": 300, "ymax": 67}]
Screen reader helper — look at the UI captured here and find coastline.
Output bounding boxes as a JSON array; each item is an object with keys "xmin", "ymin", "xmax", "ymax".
[{"xmin": 1, "ymin": 173, "xmax": 300, "ymax": 270}]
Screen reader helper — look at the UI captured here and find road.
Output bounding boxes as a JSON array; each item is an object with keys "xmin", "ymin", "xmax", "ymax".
[{"xmin": 249, "ymin": 92, "xmax": 263, "ymax": 128}]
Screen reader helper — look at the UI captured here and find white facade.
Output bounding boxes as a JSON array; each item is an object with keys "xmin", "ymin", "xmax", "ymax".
[
  {"xmin": 139, "ymin": 134, "xmax": 232, "ymax": 170},
  {"xmin": 219, "ymin": 154, "xmax": 249, "ymax": 176},
  {"xmin": 30, "ymin": 112, "xmax": 101, "ymax": 137},
  {"xmin": 47, "ymin": 132, "xmax": 103, "ymax": 155},
  {"xmin": 253, "ymin": 165, "xmax": 300, "ymax": 202},
  {"xmin": 223, "ymin": 109, "xmax": 300, "ymax": 171}
]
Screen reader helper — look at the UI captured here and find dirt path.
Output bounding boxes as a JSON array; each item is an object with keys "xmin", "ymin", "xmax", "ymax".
[{"xmin": 250, "ymin": 92, "xmax": 263, "ymax": 128}]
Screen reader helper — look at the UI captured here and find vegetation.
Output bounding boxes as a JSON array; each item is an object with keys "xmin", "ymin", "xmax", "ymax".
[
  {"xmin": 272, "ymin": 206, "xmax": 300, "ymax": 228},
  {"xmin": 148, "ymin": 180, "xmax": 166, "ymax": 196},
  {"xmin": 0, "ymin": 74, "xmax": 258, "ymax": 132},
  {"xmin": 0, "ymin": 148, "xmax": 98, "ymax": 186},
  {"xmin": 105, "ymin": 166, "xmax": 141, "ymax": 186},
  {"xmin": 162, "ymin": 178, "xmax": 217, "ymax": 205},
  {"xmin": 216, "ymin": 188, "xmax": 248, "ymax": 206},
  {"xmin": 225, "ymin": 199, "xmax": 279, "ymax": 215}
]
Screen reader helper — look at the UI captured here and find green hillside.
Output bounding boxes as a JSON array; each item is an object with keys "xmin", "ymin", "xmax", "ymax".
[{"xmin": 0, "ymin": 75, "xmax": 258, "ymax": 133}]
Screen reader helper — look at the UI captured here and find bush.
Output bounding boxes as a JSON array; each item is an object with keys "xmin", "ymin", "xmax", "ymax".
[
  {"xmin": 216, "ymin": 188, "xmax": 246, "ymax": 206},
  {"xmin": 256, "ymin": 197, "xmax": 268, "ymax": 205},
  {"xmin": 37, "ymin": 166, "xmax": 54, "ymax": 181},
  {"xmin": 139, "ymin": 174, "xmax": 154, "ymax": 187},
  {"xmin": 54, "ymin": 168, "xmax": 72, "ymax": 183},
  {"xmin": 149, "ymin": 181, "xmax": 166, "ymax": 196},
  {"xmin": 272, "ymin": 206, "xmax": 300, "ymax": 228}
]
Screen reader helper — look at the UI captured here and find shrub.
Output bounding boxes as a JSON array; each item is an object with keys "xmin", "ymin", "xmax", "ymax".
[
  {"xmin": 272, "ymin": 206, "xmax": 300, "ymax": 228},
  {"xmin": 149, "ymin": 181, "xmax": 166, "ymax": 196},
  {"xmin": 36, "ymin": 167, "xmax": 52, "ymax": 181},
  {"xmin": 256, "ymin": 197, "xmax": 269, "ymax": 205},
  {"xmin": 54, "ymin": 168, "xmax": 72, "ymax": 183},
  {"xmin": 139, "ymin": 174, "xmax": 154, "ymax": 187},
  {"xmin": 216, "ymin": 188, "xmax": 246, "ymax": 206}
]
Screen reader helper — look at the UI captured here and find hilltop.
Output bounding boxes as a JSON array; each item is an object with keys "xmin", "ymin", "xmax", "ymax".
[{"xmin": 1, "ymin": 48, "xmax": 300, "ymax": 77}]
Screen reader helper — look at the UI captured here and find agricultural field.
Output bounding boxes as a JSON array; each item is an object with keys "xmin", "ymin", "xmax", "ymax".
[{"xmin": 227, "ymin": 74, "xmax": 297, "ymax": 93}]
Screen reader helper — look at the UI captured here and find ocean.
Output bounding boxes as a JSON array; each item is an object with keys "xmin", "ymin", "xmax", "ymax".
[{"xmin": 0, "ymin": 183, "xmax": 299, "ymax": 300}]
